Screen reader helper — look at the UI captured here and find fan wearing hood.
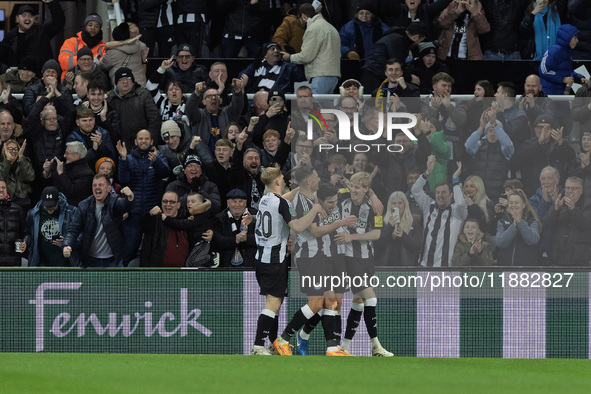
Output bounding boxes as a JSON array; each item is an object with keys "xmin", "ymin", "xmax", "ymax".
[{"xmin": 539, "ymin": 24, "xmax": 588, "ymax": 95}]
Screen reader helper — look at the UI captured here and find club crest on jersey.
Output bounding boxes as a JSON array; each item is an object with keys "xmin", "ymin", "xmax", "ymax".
[{"xmin": 359, "ymin": 207, "xmax": 369, "ymax": 222}]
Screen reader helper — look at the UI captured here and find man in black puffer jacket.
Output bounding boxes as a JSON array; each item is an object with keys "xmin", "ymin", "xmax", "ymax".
[
  {"xmin": 0, "ymin": 180, "xmax": 30, "ymax": 266},
  {"xmin": 0, "ymin": 2, "xmax": 65, "ymax": 74}
]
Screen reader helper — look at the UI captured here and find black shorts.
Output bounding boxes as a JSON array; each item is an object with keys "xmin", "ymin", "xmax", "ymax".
[
  {"xmin": 297, "ymin": 255, "xmax": 333, "ymax": 296},
  {"xmin": 255, "ymin": 260, "xmax": 288, "ymax": 298},
  {"xmin": 326, "ymin": 256, "xmax": 348, "ymax": 294},
  {"xmin": 344, "ymin": 256, "xmax": 375, "ymax": 294}
]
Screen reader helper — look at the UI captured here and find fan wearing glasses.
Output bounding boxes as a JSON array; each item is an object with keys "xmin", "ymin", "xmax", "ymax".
[{"xmin": 186, "ymin": 74, "xmax": 248, "ymax": 156}]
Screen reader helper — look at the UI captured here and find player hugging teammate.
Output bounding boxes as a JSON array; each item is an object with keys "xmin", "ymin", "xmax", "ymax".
[{"xmin": 251, "ymin": 164, "xmax": 393, "ymax": 357}]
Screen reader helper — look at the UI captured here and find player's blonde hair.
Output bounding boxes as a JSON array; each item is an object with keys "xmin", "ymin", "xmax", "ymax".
[
  {"xmin": 349, "ymin": 171, "xmax": 372, "ymax": 189},
  {"xmin": 261, "ymin": 165, "xmax": 282, "ymax": 187}
]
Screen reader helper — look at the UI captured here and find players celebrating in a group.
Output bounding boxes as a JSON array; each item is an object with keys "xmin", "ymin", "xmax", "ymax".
[
  {"xmin": 272, "ymin": 168, "xmax": 355, "ymax": 356},
  {"xmin": 252, "ymin": 164, "xmax": 393, "ymax": 357}
]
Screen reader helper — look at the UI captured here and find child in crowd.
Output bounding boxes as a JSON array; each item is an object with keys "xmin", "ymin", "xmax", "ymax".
[{"xmin": 452, "ymin": 218, "xmax": 494, "ymax": 266}]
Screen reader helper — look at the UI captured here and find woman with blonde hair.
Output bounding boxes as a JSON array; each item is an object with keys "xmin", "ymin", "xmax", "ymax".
[
  {"xmin": 0, "ymin": 139, "xmax": 34, "ymax": 210},
  {"xmin": 376, "ymin": 191, "xmax": 423, "ymax": 266},
  {"xmin": 495, "ymin": 189, "xmax": 541, "ymax": 266},
  {"xmin": 463, "ymin": 175, "xmax": 496, "ymax": 234}
]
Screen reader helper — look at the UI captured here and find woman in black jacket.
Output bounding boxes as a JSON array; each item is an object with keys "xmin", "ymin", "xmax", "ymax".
[{"xmin": 376, "ymin": 191, "xmax": 423, "ymax": 266}]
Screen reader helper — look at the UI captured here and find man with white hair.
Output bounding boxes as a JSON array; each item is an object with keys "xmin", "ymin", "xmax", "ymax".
[
  {"xmin": 43, "ymin": 141, "xmax": 94, "ymax": 206},
  {"xmin": 543, "ymin": 176, "xmax": 591, "ymax": 266}
]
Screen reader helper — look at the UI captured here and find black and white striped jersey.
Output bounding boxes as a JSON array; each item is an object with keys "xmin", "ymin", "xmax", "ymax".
[
  {"xmin": 316, "ymin": 206, "xmax": 341, "ymax": 258},
  {"xmin": 411, "ymin": 175, "xmax": 468, "ymax": 267},
  {"xmin": 255, "ymin": 193, "xmax": 293, "ymax": 264},
  {"xmin": 293, "ymin": 191, "xmax": 319, "ymax": 259},
  {"xmin": 336, "ymin": 188, "xmax": 383, "ymax": 259}
]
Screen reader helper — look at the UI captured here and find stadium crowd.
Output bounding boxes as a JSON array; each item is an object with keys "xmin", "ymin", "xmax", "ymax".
[{"xmin": 0, "ymin": 0, "xmax": 590, "ymax": 268}]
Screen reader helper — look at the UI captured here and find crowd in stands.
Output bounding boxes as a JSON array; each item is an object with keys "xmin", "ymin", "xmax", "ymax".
[{"xmin": 0, "ymin": 0, "xmax": 590, "ymax": 267}]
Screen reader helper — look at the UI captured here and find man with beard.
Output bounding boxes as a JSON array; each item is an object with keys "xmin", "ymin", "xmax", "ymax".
[
  {"xmin": 0, "ymin": 2, "xmax": 65, "ymax": 73},
  {"xmin": 229, "ymin": 145, "xmax": 264, "ymax": 211},
  {"xmin": 166, "ymin": 155, "xmax": 221, "ymax": 214},
  {"xmin": 62, "ymin": 47, "xmax": 108, "ymax": 93},
  {"xmin": 58, "ymin": 13, "xmax": 106, "ymax": 81},
  {"xmin": 240, "ymin": 42, "xmax": 306, "ymax": 93},
  {"xmin": 412, "ymin": 157, "xmax": 467, "ymax": 267},
  {"xmin": 518, "ymin": 74, "xmax": 570, "ymax": 138},
  {"xmin": 186, "ymin": 75, "xmax": 247, "ymax": 155},
  {"xmin": 159, "ymin": 44, "xmax": 208, "ymax": 93},
  {"xmin": 66, "ymin": 106, "xmax": 115, "ymax": 168},
  {"xmin": 26, "ymin": 186, "xmax": 77, "ymax": 266},
  {"xmin": 63, "ymin": 174, "xmax": 134, "ymax": 267},
  {"xmin": 117, "ymin": 129, "xmax": 170, "ymax": 265}
]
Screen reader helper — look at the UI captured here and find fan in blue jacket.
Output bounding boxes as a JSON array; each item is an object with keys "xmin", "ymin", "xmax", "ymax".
[
  {"xmin": 539, "ymin": 24, "xmax": 588, "ymax": 95},
  {"xmin": 339, "ymin": 1, "xmax": 389, "ymax": 60}
]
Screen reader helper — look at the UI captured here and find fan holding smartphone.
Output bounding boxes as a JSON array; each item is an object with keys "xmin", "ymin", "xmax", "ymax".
[{"xmin": 375, "ymin": 191, "xmax": 423, "ymax": 266}]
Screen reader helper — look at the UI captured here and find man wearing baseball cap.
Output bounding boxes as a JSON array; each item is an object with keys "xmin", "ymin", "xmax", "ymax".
[
  {"xmin": 239, "ymin": 42, "xmax": 305, "ymax": 93},
  {"xmin": 26, "ymin": 186, "xmax": 77, "ymax": 266},
  {"xmin": 166, "ymin": 154, "xmax": 222, "ymax": 213},
  {"xmin": 0, "ymin": 2, "xmax": 65, "ymax": 74},
  {"xmin": 159, "ymin": 43, "xmax": 208, "ymax": 93},
  {"xmin": 210, "ymin": 188, "xmax": 257, "ymax": 267}
]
